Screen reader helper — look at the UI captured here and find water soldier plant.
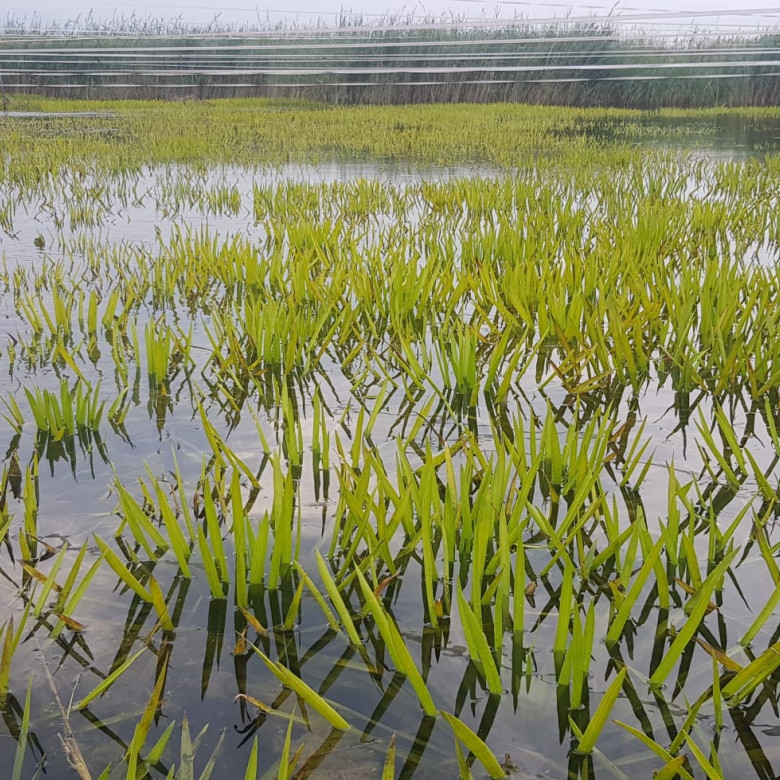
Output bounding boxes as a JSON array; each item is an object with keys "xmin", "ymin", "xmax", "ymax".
[{"xmin": 1, "ymin": 97, "xmax": 780, "ymax": 777}]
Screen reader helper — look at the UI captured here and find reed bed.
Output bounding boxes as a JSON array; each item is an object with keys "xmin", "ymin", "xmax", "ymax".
[
  {"xmin": 4, "ymin": 21, "xmax": 780, "ymax": 107},
  {"xmin": 0, "ymin": 99, "xmax": 780, "ymax": 778}
]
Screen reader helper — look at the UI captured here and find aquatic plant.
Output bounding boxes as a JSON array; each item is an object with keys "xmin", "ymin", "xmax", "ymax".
[{"xmin": 0, "ymin": 100, "xmax": 780, "ymax": 778}]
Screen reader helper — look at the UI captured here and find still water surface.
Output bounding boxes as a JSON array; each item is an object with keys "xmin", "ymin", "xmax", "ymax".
[{"xmin": 1, "ymin": 117, "xmax": 779, "ymax": 778}]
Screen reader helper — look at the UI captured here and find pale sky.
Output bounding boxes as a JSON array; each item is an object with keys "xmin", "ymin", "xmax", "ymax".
[{"xmin": 2, "ymin": 0, "xmax": 780, "ymax": 34}]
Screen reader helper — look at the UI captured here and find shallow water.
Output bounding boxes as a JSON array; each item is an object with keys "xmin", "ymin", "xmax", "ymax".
[{"xmin": 1, "ymin": 121, "xmax": 780, "ymax": 779}]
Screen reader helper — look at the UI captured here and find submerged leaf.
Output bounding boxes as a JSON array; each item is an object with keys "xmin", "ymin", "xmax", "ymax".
[
  {"xmin": 238, "ymin": 606, "xmax": 266, "ymax": 635},
  {"xmin": 51, "ymin": 612, "xmax": 85, "ymax": 632},
  {"xmin": 694, "ymin": 639, "xmax": 742, "ymax": 672}
]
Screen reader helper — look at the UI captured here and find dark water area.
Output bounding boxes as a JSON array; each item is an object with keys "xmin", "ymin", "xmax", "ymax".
[{"xmin": 558, "ymin": 112, "xmax": 780, "ymax": 156}]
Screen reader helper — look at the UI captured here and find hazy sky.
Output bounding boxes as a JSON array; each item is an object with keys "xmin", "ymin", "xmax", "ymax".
[{"xmin": 3, "ymin": 0, "xmax": 780, "ymax": 34}]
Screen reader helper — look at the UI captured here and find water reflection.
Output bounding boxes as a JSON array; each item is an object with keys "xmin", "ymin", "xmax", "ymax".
[{"xmin": 3, "ymin": 145, "xmax": 780, "ymax": 778}]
